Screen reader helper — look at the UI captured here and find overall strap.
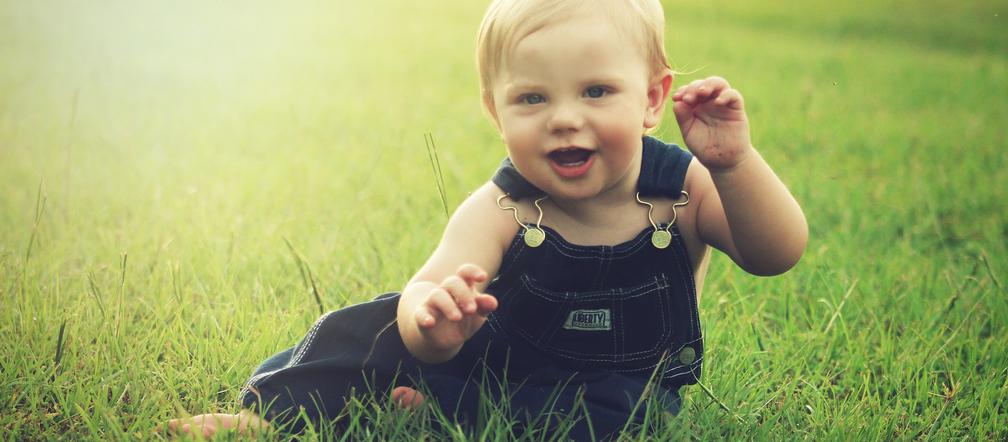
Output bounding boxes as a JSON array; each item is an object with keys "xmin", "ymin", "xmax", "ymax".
[
  {"xmin": 490, "ymin": 136, "xmax": 693, "ymax": 200},
  {"xmin": 637, "ymin": 136, "xmax": 693, "ymax": 198},
  {"xmin": 491, "ymin": 157, "xmax": 545, "ymax": 200}
]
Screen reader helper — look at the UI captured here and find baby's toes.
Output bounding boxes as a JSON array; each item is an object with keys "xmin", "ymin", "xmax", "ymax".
[
  {"xmin": 391, "ymin": 386, "xmax": 425, "ymax": 410},
  {"xmin": 165, "ymin": 413, "xmax": 236, "ymax": 437},
  {"xmin": 199, "ymin": 421, "xmax": 219, "ymax": 438},
  {"xmin": 161, "ymin": 417, "xmax": 193, "ymax": 435}
]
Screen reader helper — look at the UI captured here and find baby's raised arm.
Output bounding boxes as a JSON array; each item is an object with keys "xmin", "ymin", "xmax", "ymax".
[
  {"xmin": 397, "ymin": 183, "xmax": 516, "ymax": 363},
  {"xmin": 673, "ymin": 76, "xmax": 808, "ymax": 275}
]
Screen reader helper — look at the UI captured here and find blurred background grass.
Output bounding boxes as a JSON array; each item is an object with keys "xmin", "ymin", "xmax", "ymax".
[{"xmin": 1, "ymin": 0, "xmax": 1005, "ymax": 439}]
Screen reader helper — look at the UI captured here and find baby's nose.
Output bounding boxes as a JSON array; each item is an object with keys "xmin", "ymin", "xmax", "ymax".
[{"xmin": 546, "ymin": 102, "xmax": 585, "ymax": 133}]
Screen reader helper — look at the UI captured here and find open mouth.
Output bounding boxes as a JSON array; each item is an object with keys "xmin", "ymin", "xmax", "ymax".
[
  {"xmin": 547, "ymin": 147, "xmax": 595, "ymax": 178},
  {"xmin": 548, "ymin": 147, "xmax": 593, "ymax": 166}
]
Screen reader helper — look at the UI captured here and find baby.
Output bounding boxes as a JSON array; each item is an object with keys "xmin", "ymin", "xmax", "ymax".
[{"xmin": 168, "ymin": 0, "xmax": 807, "ymax": 438}]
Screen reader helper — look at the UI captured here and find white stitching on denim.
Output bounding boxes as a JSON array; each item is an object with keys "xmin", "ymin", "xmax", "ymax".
[
  {"xmin": 518, "ymin": 274, "xmax": 668, "ymax": 302},
  {"xmin": 290, "ymin": 311, "xmax": 333, "ymax": 366},
  {"xmin": 615, "ymin": 288, "xmax": 622, "ymax": 361},
  {"xmin": 602, "ymin": 355, "xmax": 704, "ymax": 376},
  {"xmin": 669, "ymin": 226, "xmax": 700, "ymax": 334},
  {"xmin": 546, "ymin": 235, "xmax": 652, "ymax": 259},
  {"xmin": 239, "ymin": 310, "xmax": 335, "ymax": 403},
  {"xmin": 517, "ymin": 333, "xmax": 703, "ymax": 366},
  {"xmin": 513, "ymin": 328, "xmax": 664, "ymax": 362},
  {"xmin": 656, "ymin": 275, "xmax": 668, "ymax": 344}
]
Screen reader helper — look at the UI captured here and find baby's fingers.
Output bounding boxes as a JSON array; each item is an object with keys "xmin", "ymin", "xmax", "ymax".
[
  {"xmin": 673, "ymin": 79, "xmax": 704, "ymax": 103},
  {"xmin": 456, "ymin": 264, "xmax": 488, "ymax": 286},
  {"xmin": 474, "ymin": 294, "xmax": 498, "ymax": 316},
  {"xmin": 674, "ymin": 77, "xmax": 730, "ymax": 104},
  {"xmin": 713, "ymin": 88, "xmax": 744, "ymax": 110},
  {"xmin": 696, "ymin": 77, "xmax": 729, "ymax": 99},
  {"xmin": 416, "ymin": 288, "xmax": 462, "ymax": 328},
  {"xmin": 442, "ymin": 274, "xmax": 479, "ymax": 314}
]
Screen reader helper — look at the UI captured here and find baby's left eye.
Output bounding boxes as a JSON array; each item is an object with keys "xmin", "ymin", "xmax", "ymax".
[{"xmin": 584, "ymin": 86, "xmax": 608, "ymax": 98}]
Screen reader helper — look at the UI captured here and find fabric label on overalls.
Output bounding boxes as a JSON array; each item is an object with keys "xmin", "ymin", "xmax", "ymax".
[{"xmin": 563, "ymin": 309, "xmax": 611, "ymax": 331}]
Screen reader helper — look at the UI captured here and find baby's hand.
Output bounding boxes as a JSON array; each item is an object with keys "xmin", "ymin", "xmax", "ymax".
[
  {"xmin": 672, "ymin": 76, "xmax": 753, "ymax": 171},
  {"xmin": 413, "ymin": 264, "xmax": 498, "ymax": 354}
]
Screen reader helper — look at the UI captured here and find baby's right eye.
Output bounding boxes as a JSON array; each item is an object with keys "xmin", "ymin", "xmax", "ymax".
[{"xmin": 520, "ymin": 94, "xmax": 545, "ymax": 105}]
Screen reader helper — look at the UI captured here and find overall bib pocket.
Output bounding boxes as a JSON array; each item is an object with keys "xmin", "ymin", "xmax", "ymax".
[{"xmin": 495, "ymin": 274, "xmax": 676, "ymax": 365}]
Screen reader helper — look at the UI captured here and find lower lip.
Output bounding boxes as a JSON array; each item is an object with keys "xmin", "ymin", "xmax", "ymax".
[{"xmin": 548, "ymin": 154, "xmax": 595, "ymax": 178}]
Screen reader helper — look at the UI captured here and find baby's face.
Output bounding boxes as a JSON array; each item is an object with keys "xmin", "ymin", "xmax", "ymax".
[{"xmin": 488, "ymin": 11, "xmax": 664, "ymax": 201}]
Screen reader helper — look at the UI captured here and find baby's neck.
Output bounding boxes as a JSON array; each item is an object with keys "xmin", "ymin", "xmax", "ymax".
[
  {"xmin": 549, "ymin": 197, "xmax": 643, "ymax": 231},
  {"xmin": 547, "ymin": 176, "xmax": 642, "ymax": 231}
]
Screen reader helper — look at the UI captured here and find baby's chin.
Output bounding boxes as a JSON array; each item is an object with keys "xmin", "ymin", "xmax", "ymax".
[{"xmin": 537, "ymin": 180, "xmax": 616, "ymax": 202}]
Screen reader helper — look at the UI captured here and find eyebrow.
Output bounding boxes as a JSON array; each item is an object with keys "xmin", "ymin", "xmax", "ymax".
[
  {"xmin": 504, "ymin": 76, "xmax": 627, "ymax": 95},
  {"xmin": 582, "ymin": 76, "xmax": 627, "ymax": 87},
  {"xmin": 499, "ymin": 82, "xmax": 541, "ymax": 101},
  {"xmin": 503, "ymin": 81, "xmax": 538, "ymax": 94}
]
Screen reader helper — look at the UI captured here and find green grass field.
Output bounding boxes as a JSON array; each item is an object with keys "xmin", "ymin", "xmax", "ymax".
[{"xmin": 2, "ymin": 0, "xmax": 1006, "ymax": 439}]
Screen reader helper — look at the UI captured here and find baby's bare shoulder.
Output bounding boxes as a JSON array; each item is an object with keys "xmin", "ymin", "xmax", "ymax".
[{"xmin": 449, "ymin": 182, "xmax": 523, "ymax": 250}]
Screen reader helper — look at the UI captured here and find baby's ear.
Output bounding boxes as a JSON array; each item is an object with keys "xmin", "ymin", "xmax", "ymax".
[{"xmin": 644, "ymin": 70, "xmax": 674, "ymax": 129}]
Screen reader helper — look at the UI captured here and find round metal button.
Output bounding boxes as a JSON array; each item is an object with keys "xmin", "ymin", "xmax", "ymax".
[
  {"xmin": 524, "ymin": 227, "xmax": 545, "ymax": 247},
  {"xmin": 651, "ymin": 230, "xmax": 671, "ymax": 249},
  {"xmin": 678, "ymin": 346, "xmax": 696, "ymax": 365}
]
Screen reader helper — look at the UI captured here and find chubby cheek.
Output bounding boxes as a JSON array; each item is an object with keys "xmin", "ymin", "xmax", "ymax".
[
  {"xmin": 595, "ymin": 107, "xmax": 645, "ymax": 146},
  {"xmin": 499, "ymin": 117, "xmax": 541, "ymax": 153}
]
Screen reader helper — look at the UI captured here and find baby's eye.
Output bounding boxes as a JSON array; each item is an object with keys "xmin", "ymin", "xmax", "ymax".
[
  {"xmin": 521, "ymin": 94, "xmax": 545, "ymax": 105},
  {"xmin": 584, "ymin": 86, "xmax": 608, "ymax": 98}
]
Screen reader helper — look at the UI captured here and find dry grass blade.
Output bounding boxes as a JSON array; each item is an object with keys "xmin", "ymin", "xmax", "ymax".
[
  {"xmin": 979, "ymin": 251, "xmax": 1002, "ymax": 292},
  {"xmin": 87, "ymin": 272, "xmax": 107, "ymax": 318},
  {"xmin": 25, "ymin": 178, "xmax": 47, "ymax": 263},
  {"xmin": 824, "ymin": 278, "xmax": 857, "ymax": 334},
  {"xmin": 115, "ymin": 253, "xmax": 127, "ymax": 339},
  {"xmin": 282, "ymin": 237, "xmax": 325, "ymax": 315},
  {"xmin": 424, "ymin": 132, "xmax": 449, "ymax": 219}
]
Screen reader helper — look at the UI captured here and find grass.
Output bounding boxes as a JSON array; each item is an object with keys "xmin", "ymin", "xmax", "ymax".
[{"xmin": 1, "ymin": 0, "xmax": 1006, "ymax": 439}]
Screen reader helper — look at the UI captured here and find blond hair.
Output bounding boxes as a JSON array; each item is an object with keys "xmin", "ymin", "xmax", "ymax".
[{"xmin": 476, "ymin": 0, "xmax": 670, "ymax": 108}]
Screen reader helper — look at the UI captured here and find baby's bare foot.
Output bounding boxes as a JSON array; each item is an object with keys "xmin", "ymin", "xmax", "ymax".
[
  {"xmin": 164, "ymin": 410, "xmax": 268, "ymax": 438},
  {"xmin": 391, "ymin": 386, "xmax": 425, "ymax": 410}
]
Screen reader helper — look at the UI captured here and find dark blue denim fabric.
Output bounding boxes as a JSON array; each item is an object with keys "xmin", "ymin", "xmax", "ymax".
[{"xmin": 239, "ymin": 137, "xmax": 701, "ymax": 439}]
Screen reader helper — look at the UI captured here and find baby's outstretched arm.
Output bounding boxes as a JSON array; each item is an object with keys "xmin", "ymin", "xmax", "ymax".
[
  {"xmin": 673, "ymin": 76, "xmax": 808, "ymax": 275},
  {"xmin": 397, "ymin": 184, "xmax": 514, "ymax": 363}
]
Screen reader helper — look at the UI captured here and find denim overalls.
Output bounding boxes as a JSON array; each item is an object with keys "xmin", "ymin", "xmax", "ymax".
[{"xmin": 240, "ymin": 136, "xmax": 703, "ymax": 439}]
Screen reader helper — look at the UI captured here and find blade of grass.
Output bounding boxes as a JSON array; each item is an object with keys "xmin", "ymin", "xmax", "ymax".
[
  {"xmin": 692, "ymin": 363, "xmax": 745, "ymax": 425},
  {"xmin": 979, "ymin": 251, "xmax": 1002, "ymax": 293},
  {"xmin": 25, "ymin": 178, "xmax": 47, "ymax": 263},
  {"xmin": 824, "ymin": 278, "xmax": 857, "ymax": 334},
  {"xmin": 282, "ymin": 237, "xmax": 325, "ymax": 315},
  {"xmin": 424, "ymin": 132, "xmax": 449, "ymax": 219},
  {"xmin": 53, "ymin": 319, "xmax": 67, "ymax": 369},
  {"xmin": 170, "ymin": 262, "xmax": 182, "ymax": 304},
  {"xmin": 114, "ymin": 253, "xmax": 128, "ymax": 338},
  {"xmin": 86, "ymin": 272, "xmax": 107, "ymax": 318},
  {"xmin": 751, "ymin": 323, "xmax": 765, "ymax": 352}
]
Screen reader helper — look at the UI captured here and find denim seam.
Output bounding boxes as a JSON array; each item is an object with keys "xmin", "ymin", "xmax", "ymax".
[
  {"xmin": 239, "ymin": 310, "xmax": 334, "ymax": 406},
  {"xmin": 519, "ymin": 274, "xmax": 668, "ymax": 301}
]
